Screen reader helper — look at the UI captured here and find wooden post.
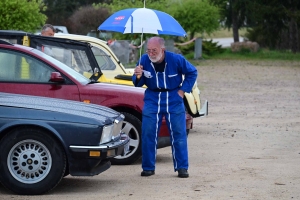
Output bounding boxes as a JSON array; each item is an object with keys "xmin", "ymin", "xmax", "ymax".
[{"xmin": 194, "ymin": 38, "xmax": 202, "ymax": 59}]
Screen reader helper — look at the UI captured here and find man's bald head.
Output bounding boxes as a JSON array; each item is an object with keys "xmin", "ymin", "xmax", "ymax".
[{"xmin": 147, "ymin": 37, "xmax": 165, "ymax": 48}]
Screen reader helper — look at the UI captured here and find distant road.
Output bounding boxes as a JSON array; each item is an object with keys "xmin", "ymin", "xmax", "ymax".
[{"xmin": 204, "ymin": 37, "xmax": 244, "ymax": 47}]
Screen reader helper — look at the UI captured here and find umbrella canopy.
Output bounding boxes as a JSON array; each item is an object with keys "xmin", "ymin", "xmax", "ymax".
[{"xmin": 98, "ymin": 8, "xmax": 186, "ymax": 37}]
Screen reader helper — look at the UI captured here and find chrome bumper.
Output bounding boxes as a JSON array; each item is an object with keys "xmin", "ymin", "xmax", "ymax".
[
  {"xmin": 69, "ymin": 133, "xmax": 129, "ymax": 153},
  {"xmin": 199, "ymin": 100, "xmax": 208, "ymax": 117}
]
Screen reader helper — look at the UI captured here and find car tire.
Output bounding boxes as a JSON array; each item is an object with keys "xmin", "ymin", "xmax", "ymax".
[
  {"xmin": 111, "ymin": 112, "xmax": 142, "ymax": 165},
  {"xmin": 0, "ymin": 127, "xmax": 66, "ymax": 195}
]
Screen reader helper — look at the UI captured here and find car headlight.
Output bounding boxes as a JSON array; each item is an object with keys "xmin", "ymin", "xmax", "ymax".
[
  {"xmin": 100, "ymin": 124, "xmax": 113, "ymax": 144},
  {"xmin": 100, "ymin": 115, "xmax": 125, "ymax": 144}
]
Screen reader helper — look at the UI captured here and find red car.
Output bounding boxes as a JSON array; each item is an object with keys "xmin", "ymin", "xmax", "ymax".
[{"xmin": 0, "ymin": 40, "xmax": 193, "ymax": 165}]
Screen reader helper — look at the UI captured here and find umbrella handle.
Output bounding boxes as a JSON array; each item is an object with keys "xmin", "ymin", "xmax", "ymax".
[{"xmin": 138, "ymin": 30, "xmax": 144, "ymax": 66}]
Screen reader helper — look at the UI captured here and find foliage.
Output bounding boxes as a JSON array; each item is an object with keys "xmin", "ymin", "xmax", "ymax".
[
  {"xmin": 209, "ymin": 0, "xmax": 253, "ymax": 29},
  {"xmin": 210, "ymin": 0, "xmax": 300, "ymax": 52},
  {"xmin": 176, "ymin": 42, "xmax": 194, "ymax": 55},
  {"xmin": 209, "ymin": 0, "xmax": 254, "ymax": 43},
  {"xmin": 43, "ymin": 0, "xmax": 108, "ymax": 25},
  {"xmin": 68, "ymin": 5, "xmax": 110, "ymax": 35},
  {"xmin": 96, "ymin": 0, "xmax": 173, "ymax": 12},
  {"xmin": 203, "ymin": 39, "xmax": 225, "ymax": 55},
  {"xmin": 206, "ymin": 48, "xmax": 300, "ymax": 61},
  {"xmin": 244, "ymin": 26, "xmax": 271, "ymax": 49},
  {"xmin": 177, "ymin": 39, "xmax": 225, "ymax": 58},
  {"xmin": 0, "ymin": 0, "xmax": 47, "ymax": 32},
  {"xmin": 172, "ymin": 0, "xmax": 220, "ymax": 39},
  {"xmin": 246, "ymin": 0, "xmax": 300, "ymax": 52}
]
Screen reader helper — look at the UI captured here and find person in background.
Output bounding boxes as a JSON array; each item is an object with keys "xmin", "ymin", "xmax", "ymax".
[
  {"xmin": 38, "ymin": 24, "xmax": 56, "ymax": 56},
  {"xmin": 41, "ymin": 24, "xmax": 55, "ymax": 36},
  {"xmin": 132, "ymin": 36, "xmax": 198, "ymax": 178}
]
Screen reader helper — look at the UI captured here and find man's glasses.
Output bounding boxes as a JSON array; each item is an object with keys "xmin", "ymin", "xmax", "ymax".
[{"xmin": 146, "ymin": 49, "xmax": 159, "ymax": 54}]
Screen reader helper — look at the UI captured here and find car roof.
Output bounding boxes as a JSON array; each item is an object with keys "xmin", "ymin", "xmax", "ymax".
[
  {"xmin": 55, "ymin": 33, "xmax": 107, "ymax": 45},
  {"xmin": 0, "ymin": 30, "xmax": 28, "ymax": 36},
  {"xmin": 54, "ymin": 33, "xmax": 126, "ymax": 68}
]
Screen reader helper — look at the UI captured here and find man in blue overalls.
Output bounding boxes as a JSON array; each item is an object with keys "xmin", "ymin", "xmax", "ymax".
[{"xmin": 132, "ymin": 37, "xmax": 197, "ymax": 178}]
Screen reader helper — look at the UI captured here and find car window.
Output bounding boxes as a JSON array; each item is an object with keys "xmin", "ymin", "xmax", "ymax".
[
  {"xmin": 37, "ymin": 44, "xmax": 93, "ymax": 74},
  {"xmin": 31, "ymin": 48, "xmax": 91, "ymax": 84},
  {"xmin": 0, "ymin": 38, "xmax": 17, "ymax": 44},
  {"xmin": 0, "ymin": 49, "xmax": 55, "ymax": 83},
  {"xmin": 91, "ymin": 46, "xmax": 116, "ymax": 70}
]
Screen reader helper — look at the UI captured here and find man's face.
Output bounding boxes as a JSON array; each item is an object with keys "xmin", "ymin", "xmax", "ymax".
[
  {"xmin": 41, "ymin": 28, "xmax": 55, "ymax": 37},
  {"xmin": 146, "ymin": 41, "xmax": 164, "ymax": 63}
]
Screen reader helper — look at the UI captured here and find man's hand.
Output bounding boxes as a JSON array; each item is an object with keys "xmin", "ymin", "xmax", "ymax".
[
  {"xmin": 178, "ymin": 90, "xmax": 184, "ymax": 98},
  {"xmin": 134, "ymin": 65, "xmax": 143, "ymax": 79}
]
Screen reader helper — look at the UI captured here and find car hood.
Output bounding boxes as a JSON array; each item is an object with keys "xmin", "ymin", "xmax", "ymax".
[{"xmin": 0, "ymin": 92, "xmax": 121, "ymax": 124}]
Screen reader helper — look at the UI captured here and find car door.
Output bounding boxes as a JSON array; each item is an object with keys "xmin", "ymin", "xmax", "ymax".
[{"xmin": 0, "ymin": 47, "xmax": 80, "ymax": 100}]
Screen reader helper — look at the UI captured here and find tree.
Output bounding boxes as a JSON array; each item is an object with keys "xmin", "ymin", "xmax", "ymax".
[
  {"xmin": 286, "ymin": 0, "xmax": 300, "ymax": 53},
  {"xmin": 0, "ymin": 0, "xmax": 47, "ymax": 33},
  {"xmin": 211, "ymin": 0, "xmax": 300, "ymax": 52},
  {"xmin": 172, "ymin": 0, "xmax": 220, "ymax": 40},
  {"xmin": 97, "ymin": 0, "xmax": 172, "ymax": 12},
  {"xmin": 209, "ymin": 0, "xmax": 253, "ymax": 42},
  {"xmin": 68, "ymin": 5, "xmax": 110, "ymax": 35},
  {"xmin": 247, "ymin": 0, "xmax": 300, "ymax": 52},
  {"xmin": 42, "ymin": 0, "xmax": 110, "ymax": 27}
]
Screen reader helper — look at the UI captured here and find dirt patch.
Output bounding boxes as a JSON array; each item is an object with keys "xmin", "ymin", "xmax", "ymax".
[
  {"xmin": 1, "ymin": 60, "xmax": 299, "ymax": 199},
  {"xmin": 191, "ymin": 59, "xmax": 300, "ymax": 199}
]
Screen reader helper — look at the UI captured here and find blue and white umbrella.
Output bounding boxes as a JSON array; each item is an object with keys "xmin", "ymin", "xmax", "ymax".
[
  {"xmin": 98, "ymin": 5, "xmax": 186, "ymax": 65},
  {"xmin": 98, "ymin": 8, "xmax": 186, "ymax": 37}
]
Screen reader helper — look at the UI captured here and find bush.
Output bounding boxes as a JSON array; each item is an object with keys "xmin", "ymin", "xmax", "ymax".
[
  {"xmin": 68, "ymin": 5, "xmax": 110, "ymax": 35},
  {"xmin": 176, "ymin": 38, "xmax": 225, "ymax": 58},
  {"xmin": 203, "ymin": 39, "xmax": 225, "ymax": 55}
]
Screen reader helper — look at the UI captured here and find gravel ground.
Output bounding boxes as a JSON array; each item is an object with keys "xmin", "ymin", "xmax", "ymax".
[{"xmin": 1, "ymin": 59, "xmax": 299, "ymax": 199}]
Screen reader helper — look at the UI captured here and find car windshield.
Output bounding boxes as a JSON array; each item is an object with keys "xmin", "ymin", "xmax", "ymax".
[
  {"xmin": 91, "ymin": 46, "xmax": 116, "ymax": 70},
  {"xmin": 32, "ymin": 48, "xmax": 90, "ymax": 84},
  {"xmin": 33, "ymin": 42, "xmax": 98, "ymax": 80}
]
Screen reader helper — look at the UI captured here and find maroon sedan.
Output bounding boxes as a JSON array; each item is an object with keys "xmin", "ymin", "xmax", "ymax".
[{"xmin": 0, "ymin": 40, "xmax": 193, "ymax": 165}]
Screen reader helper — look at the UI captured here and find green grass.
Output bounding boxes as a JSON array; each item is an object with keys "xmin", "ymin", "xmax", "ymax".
[
  {"xmin": 199, "ymin": 27, "xmax": 300, "ymax": 61},
  {"xmin": 188, "ymin": 48, "xmax": 300, "ymax": 66},
  {"xmin": 210, "ymin": 48, "xmax": 300, "ymax": 60}
]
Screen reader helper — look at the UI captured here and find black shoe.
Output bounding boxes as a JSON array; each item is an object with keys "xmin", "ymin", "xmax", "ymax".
[
  {"xmin": 178, "ymin": 169, "xmax": 189, "ymax": 178},
  {"xmin": 141, "ymin": 170, "xmax": 155, "ymax": 176}
]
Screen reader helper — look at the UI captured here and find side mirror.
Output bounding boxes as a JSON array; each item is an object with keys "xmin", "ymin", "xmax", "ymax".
[{"xmin": 50, "ymin": 72, "xmax": 64, "ymax": 83}]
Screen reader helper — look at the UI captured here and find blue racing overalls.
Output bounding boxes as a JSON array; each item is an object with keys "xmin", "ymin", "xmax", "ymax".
[{"xmin": 132, "ymin": 51, "xmax": 197, "ymax": 172}]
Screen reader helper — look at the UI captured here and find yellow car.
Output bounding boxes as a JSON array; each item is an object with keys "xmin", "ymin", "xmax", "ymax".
[{"xmin": 54, "ymin": 33, "xmax": 208, "ymax": 118}]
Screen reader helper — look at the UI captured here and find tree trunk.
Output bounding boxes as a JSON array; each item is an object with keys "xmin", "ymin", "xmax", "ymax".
[
  {"xmin": 289, "ymin": 18, "xmax": 298, "ymax": 53},
  {"xmin": 288, "ymin": 0, "xmax": 299, "ymax": 53},
  {"xmin": 231, "ymin": 1, "xmax": 240, "ymax": 42},
  {"xmin": 297, "ymin": 24, "xmax": 299, "ymax": 52}
]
